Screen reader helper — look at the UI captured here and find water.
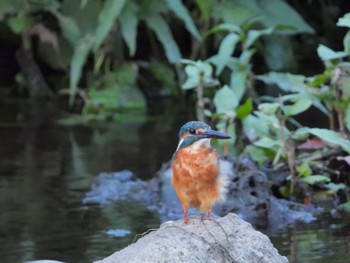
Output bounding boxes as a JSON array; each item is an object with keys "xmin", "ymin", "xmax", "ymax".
[
  {"xmin": 269, "ymin": 214, "xmax": 350, "ymax": 263},
  {"xmin": 0, "ymin": 100, "xmax": 350, "ymax": 263}
]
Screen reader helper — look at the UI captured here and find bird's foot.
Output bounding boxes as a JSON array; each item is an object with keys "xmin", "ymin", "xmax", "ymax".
[
  {"xmin": 183, "ymin": 207, "xmax": 189, "ymax": 223},
  {"xmin": 203, "ymin": 215, "xmax": 211, "ymax": 220},
  {"xmin": 183, "ymin": 215, "xmax": 189, "ymax": 224},
  {"xmin": 201, "ymin": 211, "xmax": 212, "ymax": 221}
]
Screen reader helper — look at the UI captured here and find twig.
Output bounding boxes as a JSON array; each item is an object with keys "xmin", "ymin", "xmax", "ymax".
[
  {"xmin": 201, "ymin": 218, "xmax": 238, "ymax": 263},
  {"xmin": 132, "ymin": 228, "xmax": 158, "ymax": 244}
]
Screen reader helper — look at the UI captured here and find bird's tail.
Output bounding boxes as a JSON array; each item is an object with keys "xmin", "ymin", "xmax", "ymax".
[{"xmin": 218, "ymin": 159, "xmax": 233, "ymax": 202}]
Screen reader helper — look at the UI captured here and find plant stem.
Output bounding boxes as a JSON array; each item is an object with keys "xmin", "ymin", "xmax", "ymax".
[
  {"xmin": 196, "ymin": 76, "xmax": 205, "ymax": 122},
  {"xmin": 332, "ymin": 67, "xmax": 346, "ymax": 136},
  {"xmin": 278, "ymin": 101, "xmax": 296, "ymax": 193},
  {"xmin": 327, "ymin": 109, "xmax": 335, "ymax": 130}
]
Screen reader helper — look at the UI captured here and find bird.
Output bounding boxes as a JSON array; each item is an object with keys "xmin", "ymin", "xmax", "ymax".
[{"xmin": 171, "ymin": 121, "xmax": 231, "ymax": 223}]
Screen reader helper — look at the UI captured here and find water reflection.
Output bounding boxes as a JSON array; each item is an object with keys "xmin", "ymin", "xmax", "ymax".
[
  {"xmin": 269, "ymin": 214, "xmax": 350, "ymax": 263},
  {"xmin": 0, "ymin": 100, "xmax": 350, "ymax": 263},
  {"xmin": 0, "ymin": 100, "xmax": 182, "ymax": 262}
]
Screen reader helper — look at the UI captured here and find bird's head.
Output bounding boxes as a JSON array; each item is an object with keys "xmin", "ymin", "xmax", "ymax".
[{"xmin": 176, "ymin": 121, "xmax": 231, "ymax": 150}]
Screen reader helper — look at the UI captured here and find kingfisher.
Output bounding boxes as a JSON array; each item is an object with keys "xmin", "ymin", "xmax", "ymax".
[{"xmin": 171, "ymin": 121, "xmax": 231, "ymax": 223}]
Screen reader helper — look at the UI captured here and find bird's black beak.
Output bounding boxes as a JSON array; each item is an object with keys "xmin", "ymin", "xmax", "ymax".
[{"xmin": 200, "ymin": 129, "xmax": 231, "ymax": 139}]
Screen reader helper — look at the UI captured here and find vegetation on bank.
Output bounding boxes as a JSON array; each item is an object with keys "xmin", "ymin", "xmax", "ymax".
[{"xmin": 1, "ymin": 0, "xmax": 350, "ymax": 210}]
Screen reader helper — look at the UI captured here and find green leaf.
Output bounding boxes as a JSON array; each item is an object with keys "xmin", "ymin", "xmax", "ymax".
[
  {"xmin": 70, "ymin": 35, "xmax": 94, "ymax": 105},
  {"xmin": 279, "ymin": 186, "xmax": 291, "ymax": 198},
  {"xmin": 245, "ymin": 145, "xmax": 268, "ymax": 166},
  {"xmin": 145, "ymin": 14, "xmax": 181, "ymax": 63},
  {"xmin": 254, "ymin": 137, "xmax": 281, "ymax": 149},
  {"xmin": 206, "ymin": 23, "xmax": 241, "ymax": 36},
  {"xmin": 325, "ymin": 182, "xmax": 346, "ymax": 194},
  {"xmin": 7, "ymin": 16, "xmax": 33, "ymax": 34},
  {"xmin": 338, "ymin": 201, "xmax": 350, "ymax": 213},
  {"xmin": 88, "ymin": 65, "xmax": 145, "ymax": 110},
  {"xmin": 245, "ymin": 0, "xmax": 314, "ymax": 34},
  {"xmin": 50, "ymin": 10, "xmax": 81, "ymax": 46},
  {"xmin": 245, "ymin": 27, "xmax": 274, "ymax": 48},
  {"xmin": 292, "ymin": 127, "xmax": 311, "ymax": 141},
  {"xmin": 215, "ymin": 33, "xmax": 240, "ymax": 76},
  {"xmin": 180, "ymin": 59, "xmax": 197, "ymax": 65},
  {"xmin": 236, "ymin": 98, "xmax": 253, "ymax": 120},
  {"xmin": 182, "ymin": 76, "xmax": 198, "ymax": 90},
  {"xmin": 119, "ymin": 2, "xmax": 138, "ymax": 56},
  {"xmin": 301, "ymin": 175, "xmax": 330, "ymax": 185},
  {"xmin": 258, "ymin": 102, "xmax": 280, "ymax": 115},
  {"xmin": 337, "ymin": 13, "xmax": 350, "ymax": 28},
  {"xmin": 343, "ymin": 31, "xmax": 350, "ymax": 53},
  {"xmin": 212, "ymin": 2, "xmax": 255, "ymax": 26},
  {"xmin": 308, "ymin": 128, "xmax": 350, "ymax": 153},
  {"xmin": 182, "ymin": 61, "xmax": 218, "ymax": 89},
  {"xmin": 239, "ymin": 49, "xmax": 255, "ymax": 65},
  {"xmin": 213, "ymin": 0, "xmax": 313, "ymax": 34},
  {"xmin": 254, "ymin": 111, "xmax": 280, "ymax": 129},
  {"xmin": 256, "ymin": 72, "xmax": 305, "ymax": 92},
  {"xmin": 339, "ymin": 76, "xmax": 350, "ymax": 99},
  {"xmin": 230, "ymin": 69, "xmax": 248, "ymax": 102},
  {"xmin": 296, "ymin": 161, "xmax": 312, "ymax": 177},
  {"xmin": 317, "ymin": 44, "xmax": 348, "ymax": 61},
  {"xmin": 263, "ymin": 35, "xmax": 297, "ymax": 72},
  {"xmin": 203, "ymin": 109, "xmax": 212, "ymax": 117},
  {"xmin": 60, "ymin": 0, "xmax": 99, "ymax": 36},
  {"xmin": 214, "ymin": 85, "xmax": 239, "ymax": 113},
  {"xmin": 283, "ymin": 97, "xmax": 312, "ymax": 116},
  {"xmin": 94, "ymin": 0, "xmax": 127, "ymax": 50},
  {"xmin": 185, "ymin": 64, "xmax": 199, "ymax": 77},
  {"xmin": 243, "ymin": 114, "xmax": 269, "ymax": 141},
  {"xmin": 306, "ymin": 74, "xmax": 330, "ymax": 86},
  {"xmin": 182, "ymin": 64, "xmax": 199, "ymax": 89},
  {"xmin": 165, "ymin": 0, "xmax": 201, "ymax": 41}
]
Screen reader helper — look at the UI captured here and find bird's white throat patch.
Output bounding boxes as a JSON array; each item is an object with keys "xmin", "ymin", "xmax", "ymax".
[
  {"xmin": 176, "ymin": 138, "xmax": 211, "ymax": 151},
  {"xmin": 192, "ymin": 138, "xmax": 211, "ymax": 148}
]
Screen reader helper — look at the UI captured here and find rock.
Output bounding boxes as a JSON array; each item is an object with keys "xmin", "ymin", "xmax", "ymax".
[
  {"xmin": 94, "ymin": 213, "xmax": 288, "ymax": 263},
  {"xmin": 83, "ymin": 159, "xmax": 316, "ymax": 233},
  {"xmin": 82, "ymin": 170, "xmax": 152, "ymax": 205}
]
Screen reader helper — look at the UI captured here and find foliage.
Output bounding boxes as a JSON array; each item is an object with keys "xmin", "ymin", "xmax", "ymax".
[
  {"xmin": 244, "ymin": 13, "xmax": 350, "ymax": 200},
  {"xmin": 0, "ymin": 0, "xmax": 317, "ymax": 111},
  {"xmin": 0, "ymin": 0, "xmax": 200, "ymax": 112},
  {"xmin": 180, "ymin": 10, "xmax": 350, "ymax": 206},
  {"xmin": 85, "ymin": 64, "xmax": 145, "ymax": 114},
  {"xmin": 181, "ymin": 24, "xmax": 279, "ymax": 152}
]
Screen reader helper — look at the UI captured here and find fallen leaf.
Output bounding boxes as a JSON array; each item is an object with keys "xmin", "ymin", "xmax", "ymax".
[{"xmin": 297, "ymin": 138, "xmax": 326, "ymax": 150}]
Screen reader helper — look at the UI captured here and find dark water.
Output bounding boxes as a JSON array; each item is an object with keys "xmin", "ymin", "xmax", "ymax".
[
  {"xmin": 0, "ymin": 100, "xmax": 350, "ymax": 263},
  {"xmin": 269, "ymin": 214, "xmax": 350, "ymax": 263}
]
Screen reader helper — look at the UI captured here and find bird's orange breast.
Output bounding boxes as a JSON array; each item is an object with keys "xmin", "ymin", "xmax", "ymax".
[{"xmin": 171, "ymin": 146, "xmax": 220, "ymax": 211}]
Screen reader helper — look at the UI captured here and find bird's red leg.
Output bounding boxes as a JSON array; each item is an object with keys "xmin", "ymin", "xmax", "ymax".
[
  {"xmin": 203, "ymin": 209, "xmax": 211, "ymax": 220},
  {"xmin": 183, "ymin": 207, "xmax": 189, "ymax": 223}
]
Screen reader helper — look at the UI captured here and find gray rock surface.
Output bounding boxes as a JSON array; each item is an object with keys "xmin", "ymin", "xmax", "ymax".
[{"xmin": 94, "ymin": 213, "xmax": 288, "ymax": 263}]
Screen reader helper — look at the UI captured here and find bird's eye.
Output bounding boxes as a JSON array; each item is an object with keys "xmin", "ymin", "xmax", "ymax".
[{"xmin": 189, "ymin": 128, "xmax": 196, "ymax": 135}]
